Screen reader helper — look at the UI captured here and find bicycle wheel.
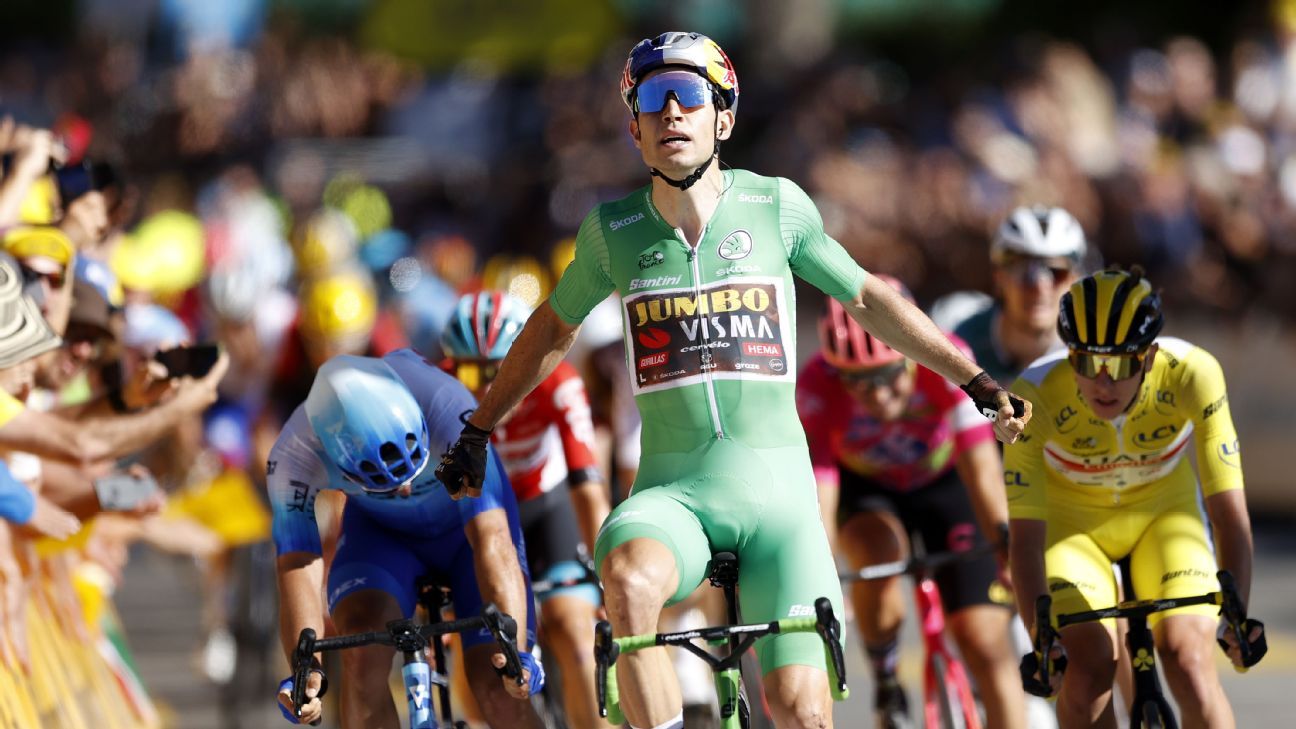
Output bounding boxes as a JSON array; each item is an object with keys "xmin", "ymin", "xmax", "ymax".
[{"xmin": 930, "ymin": 654, "xmax": 968, "ymax": 729}]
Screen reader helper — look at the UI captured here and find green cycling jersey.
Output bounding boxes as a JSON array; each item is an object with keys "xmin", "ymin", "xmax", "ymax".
[{"xmin": 551, "ymin": 169, "xmax": 867, "ymax": 455}]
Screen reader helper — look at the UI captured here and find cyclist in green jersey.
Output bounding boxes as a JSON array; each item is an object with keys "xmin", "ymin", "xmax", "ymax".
[{"xmin": 437, "ymin": 32, "xmax": 1031, "ymax": 729}]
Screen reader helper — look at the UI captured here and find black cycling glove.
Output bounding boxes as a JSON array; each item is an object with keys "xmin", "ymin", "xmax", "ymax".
[
  {"xmin": 435, "ymin": 422, "xmax": 492, "ymax": 496},
  {"xmin": 961, "ymin": 370, "xmax": 1024, "ymax": 421}
]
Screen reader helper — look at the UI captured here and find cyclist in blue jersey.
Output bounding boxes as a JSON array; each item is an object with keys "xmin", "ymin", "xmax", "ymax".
[
  {"xmin": 268, "ymin": 350, "xmax": 544, "ymax": 729},
  {"xmin": 437, "ymin": 32, "xmax": 1031, "ymax": 729}
]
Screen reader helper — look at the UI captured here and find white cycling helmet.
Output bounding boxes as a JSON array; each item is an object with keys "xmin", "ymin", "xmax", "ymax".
[{"xmin": 991, "ymin": 206, "xmax": 1087, "ymax": 263}]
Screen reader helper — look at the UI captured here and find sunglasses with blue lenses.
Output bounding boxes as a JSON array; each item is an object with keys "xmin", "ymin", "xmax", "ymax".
[{"xmin": 634, "ymin": 71, "xmax": 715, "ymax": 114}]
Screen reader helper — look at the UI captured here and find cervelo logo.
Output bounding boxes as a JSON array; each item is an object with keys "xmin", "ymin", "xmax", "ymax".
[
  {"xmin": 715, "ymin": 263, "xmax": 760, "ymax": 276},
  {"xmin": 737, "ymin": 193, "xmax": 773, "ymax": 204},
  {"xmin": 610, "ymin": 212, "xmax": 645, "ymax": 231},
  {"xmin": 629, "ymin": 274, "xmax": 682, "ymax": 291}
]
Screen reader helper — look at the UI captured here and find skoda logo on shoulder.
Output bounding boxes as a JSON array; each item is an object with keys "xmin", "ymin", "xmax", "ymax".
[{"xmin": 718, "ymin": 230, "xmax": 753, "ymax": 261}]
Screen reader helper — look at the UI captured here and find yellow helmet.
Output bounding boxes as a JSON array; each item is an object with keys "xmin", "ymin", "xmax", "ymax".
[
  {"xmin": 112, "ymin": 210, "xmax": 206, "ymax": 294},
  {"xmin": 292, "ymin": 209, "xmax": 358, "ymax": 281},
  {"xmin": 1057, "ymin": 268, "xmax": 1163, "ymax": 354},
  {"xmin": 299, "ymin": 271, "xmax": 377, "ymax": 342}
]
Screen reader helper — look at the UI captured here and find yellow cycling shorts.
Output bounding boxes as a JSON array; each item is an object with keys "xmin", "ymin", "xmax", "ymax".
[{"xmin": 1044, "ymin": 478, "xmax": 1219, "ymax": 630}]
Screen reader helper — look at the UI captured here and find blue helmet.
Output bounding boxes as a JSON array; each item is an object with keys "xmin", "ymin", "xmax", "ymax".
[
  {"xmin": 305, "ymin": 355, "xmax": 429, "ymax": 493},
  {"xmin": 440, "ymin": 291, "xmax": 531, "ymax": 360}
]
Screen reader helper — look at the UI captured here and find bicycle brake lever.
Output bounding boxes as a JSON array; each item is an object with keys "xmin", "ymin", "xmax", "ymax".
[
  {"xmin": 291, "ymin": 628, "xmax": 316, "ymax": 718},
  {"xmin": 814, "ymin": 598, "xmax": 849, "ymax": 694},
  {"xmin": 594, "ymin": 620, "xmax": 616, "ymax": 716},
  {"xmin": 1216, "ymin": 570, "xmax": 1266, "ymax": 670},
  {"xmin": 483, "ymin": 605, "xmax": 524, "ymax": 684}
]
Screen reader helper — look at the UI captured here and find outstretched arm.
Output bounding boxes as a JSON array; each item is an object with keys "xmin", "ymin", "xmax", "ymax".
[{"xmin": 469, "ymin": 301, "xmax": 580, "ymax": 431}]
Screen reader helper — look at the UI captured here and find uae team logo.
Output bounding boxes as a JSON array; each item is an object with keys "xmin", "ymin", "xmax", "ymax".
[{"xmin": 717, "ymin": 230, "xmax": 753, "ymax": 260}]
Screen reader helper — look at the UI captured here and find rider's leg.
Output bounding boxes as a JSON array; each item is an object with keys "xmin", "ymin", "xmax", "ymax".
[
  {"xmin": 464, "ymin": 643, "xmax": 546, "ymax": 729},
  {"xmin": 1056, "ymin": 623, "xmax": 1119, "ymax": 729},
  {"xmin": 1133, "ymin": 506, "xmax": 1237, "ymax": 729},
  {"xmin": 330, "ymin": 588, "xmax": 404, "ymax": 729},
  {"xmin": 538, "ymin": 593, "xmax": 615, "ymax": 729},
  {"xmin": 837, "ymin": 510, "xmax": 907, "ymax": 671},
  {"xmin": 601, "ymin": 537, "xmax": 684, "ymax": 728},
  {"xmin": 763, "ymin": 665, "xmax": 833, "ymax": 729},
  {"xmin": 947, "ymin": 605, "xmax": 1027, "ymax": 729},
  {"xmin": 1154, "ymin": 615, "xmax": 1234, "ymax": 729}
]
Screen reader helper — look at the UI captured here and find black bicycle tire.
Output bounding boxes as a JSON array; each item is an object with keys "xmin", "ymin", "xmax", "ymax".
[{"xmin": 931, "ymin": 653, "xmax": 968, "ymax": 729}]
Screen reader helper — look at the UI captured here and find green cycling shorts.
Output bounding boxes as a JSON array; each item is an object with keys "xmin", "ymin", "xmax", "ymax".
[{"xmin": 593, "ymin": 439, "xmax": 845, "ymax": 675}]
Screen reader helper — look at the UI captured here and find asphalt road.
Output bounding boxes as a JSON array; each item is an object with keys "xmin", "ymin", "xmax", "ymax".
[{"xmin": 118, "ymin": 519, "xmax": 1296, "ymax": 728}]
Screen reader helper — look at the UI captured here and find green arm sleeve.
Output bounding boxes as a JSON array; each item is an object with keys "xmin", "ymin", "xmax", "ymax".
[
  {"xmin": 779, "ymin": 177, "xmax": 868, "ymax": 301},
  {"xmin": 550, "ymin": 207, "xmax": 616, "ymax": 326},
  {"xmin": 1179, "ymin": 346, "xmax": 1244, "ymax": 496},
  {"xmin": 1005, "ymin": 377, "xmax": 1049, "ymax": 521}
]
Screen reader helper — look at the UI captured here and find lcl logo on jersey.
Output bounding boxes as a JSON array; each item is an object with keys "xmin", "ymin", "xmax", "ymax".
[{"xmin": 718, "ymin": 230, "xmax": 753, "ymax": 260}]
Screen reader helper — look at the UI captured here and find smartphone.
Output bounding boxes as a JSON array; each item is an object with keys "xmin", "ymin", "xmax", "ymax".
[
  {"xmin": 53, "ymin": 160, "xmax": 117, "ymax": 203},
  {"xmin": 94, "ymin": 471, "xmax": 160, "ymax": 512},
  {"xmin": 154, "ymin": 343, "xmax": 221, "ymax": 379}
]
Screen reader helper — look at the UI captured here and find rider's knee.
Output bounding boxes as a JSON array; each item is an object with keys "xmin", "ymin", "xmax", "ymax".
[
  {"xmin": 1061, "ymin": 649, "xmax": 1117, "ymax": 704},
  {"xmin": 339, "ymin": 644, "xmax": 395, "ymax": 685},
  {"xmin": 949, "ymin": 609, "xmax": 1013, "ymax": 666},
  {"xmin": 540, "ymin": 600, "xmax": 597, "ymax": 654},
  {"xmin": 1156, "ymin": 625, "xmax": 1215, "ymax": 688},
  {"xmin": 602, "ymin": 553, "xmax": 669, "ymax": 625},
  {"xmin": 770, "ymin": 695, "xmax": 831, "ymax": 729}
]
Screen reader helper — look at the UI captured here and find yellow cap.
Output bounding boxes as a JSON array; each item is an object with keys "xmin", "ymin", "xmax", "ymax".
[
  {"xmin": 2, "ymin": 226, "xmax": 75, "ymax": 268},
  {"xmin": 299, "ymin": 271, "xmax": 377, "ymax": 342},
  {"xmin": 112, "ymin": 210, "xmax": 206, "ymax": 294}
]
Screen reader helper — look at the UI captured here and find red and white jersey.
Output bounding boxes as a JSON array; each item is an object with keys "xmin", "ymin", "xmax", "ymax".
[
  {"xmin": 494, "ymin": 361, "xmax": 600, "ymax": 503},
  {"xmin": 796, "ymin": 336, "xmax": 993, "ymax": 493}
]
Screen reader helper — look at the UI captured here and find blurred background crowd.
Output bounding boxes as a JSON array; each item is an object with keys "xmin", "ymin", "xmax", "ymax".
[{"xmin": 2, "ymin": 0, "xmax": 1295, "ymax": 726}]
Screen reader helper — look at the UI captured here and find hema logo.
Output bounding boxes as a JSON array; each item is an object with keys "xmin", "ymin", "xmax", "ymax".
[{"xmin": 610, "ymin": 212, "xmax": 645, "ymax": 231}]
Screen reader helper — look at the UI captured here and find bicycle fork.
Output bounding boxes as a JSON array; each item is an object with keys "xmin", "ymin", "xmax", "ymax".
[{"xmin": 1126, "ymin": 612, "xmax": 1176, "ymax": 729}]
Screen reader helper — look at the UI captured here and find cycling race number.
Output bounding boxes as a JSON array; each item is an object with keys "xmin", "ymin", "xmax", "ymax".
[{"xmin": 624, "ymin": 278, "xmax": 792, "ymax": 392}]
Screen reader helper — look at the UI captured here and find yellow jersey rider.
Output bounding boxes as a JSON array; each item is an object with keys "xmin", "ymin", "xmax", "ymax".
[{"xmin": 1006, "ymin": 267, "xmax": 1265, "ymax": 729}]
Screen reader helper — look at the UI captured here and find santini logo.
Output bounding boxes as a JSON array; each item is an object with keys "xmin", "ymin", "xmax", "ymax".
[
  {"xmin": 629, "ymin": 274, "xmax": 682, "ymax": 291},
  {"xmin": 610, "ymin": 212, "xmax": 645, "ymax": 230},
  {"xmin": 737, "ymin": 193, "xmax": 774, "ymax": 204}
]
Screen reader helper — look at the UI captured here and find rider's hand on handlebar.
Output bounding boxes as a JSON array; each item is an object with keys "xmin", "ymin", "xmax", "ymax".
[
  {"xmin": 277, "ymin": 670, "xmax": 325, "ymax": 725},
  {"xmin": 435, "ymin": 422, "xmax": 492, "ymax": 500},
  {"xmin": 1217, "ymin": 617, "xmax": 1267, "ymax": 669},
  {"xmin": 1019, "ymin": 642, "xmax": 1066, "ymax": 698},
  {"xmin": 491, "ymin": 650, "xmax": 545, "ymax": 699}
]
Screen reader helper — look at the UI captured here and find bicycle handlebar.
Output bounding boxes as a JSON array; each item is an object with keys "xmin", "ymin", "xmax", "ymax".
[
  {"xmin": 1024, "ymin": 569, "xmax": 1263, "ymax": 695},
  {"xmin": 289, "ymin": 603, "xmax": 523, "ymax": 720},
  {"xmin": 840, "ymin": 539, "xmax": 1000, "ymax": 583},
  {"xmin": 594, "ymin": 596, "xmax": 850, "ymax": 721}
]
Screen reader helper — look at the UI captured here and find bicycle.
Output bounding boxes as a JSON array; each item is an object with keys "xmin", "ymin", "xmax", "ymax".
[
  {"xmin": 594, "ymin": 552, "xmax": 850, "ymax": 729},
  {"xmin": 288, "ymin": 575, "xmax": 525, "ymax": 729},
  {"xmin": 1024, "ymin": 567, "xmax": 1266, "ymax": 729},
  {"xmin": 840, "ymin": 540, "xmax": 1001, "ymax": 729}
]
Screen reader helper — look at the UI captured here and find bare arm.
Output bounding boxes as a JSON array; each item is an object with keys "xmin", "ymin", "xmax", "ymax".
[
  {"xmin": 465, "ymin": 508, "xmax": 530, "ymax": 653},
  {"xmin": 1205, "ymin": 489, "xmax": 1253, "ymax": 609},
  {"xmin": 568, "ymin": 479, "xmax": 611, "ymax": 554},
  {"xmin": 276, "ymin": 551, "xmax": 327, "ymax": 663},
  {"xmin": 844, "ymin": 275, "xmax": 982, "ymax": 386},
  {"xmin": 1010, "ymin": 518, "xmax": 1049, "ymax": 636},
  {"xmin": 845, "ymin": 276, "xmax": 1031, "ymax": 442},
  {"xmin": 470, "ymin": 301, "xmax": 579, "ymax": 431},
  {"xmin": 0, "ymin": 409, "xmax": 110, "ymax": 463},
  {"xmin": 953, "ymin": 440, "xmax": 1009, "ymax": 549}
]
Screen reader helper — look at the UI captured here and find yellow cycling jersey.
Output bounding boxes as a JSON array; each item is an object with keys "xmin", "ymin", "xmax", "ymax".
[{"xmin": 1005, "ymin": 337, "xmax": 1242, "ymax": 520}]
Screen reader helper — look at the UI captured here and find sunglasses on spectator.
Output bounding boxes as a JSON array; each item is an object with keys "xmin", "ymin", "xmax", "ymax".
[
  {"xmin": 1000, "ymin": 257, "xmax": 1074, "ymax": 287},
  {"xmin": 634, "ymin": 71, "xmax": 715, "ymax": 114},
  {"xmin": 838, "ymin": 360, "xmax": 910, "ymax": 389},
  {"xmin": 21, "ymin": 263, "xmax": 67, "ymax": 290},
  {"xmin": 454, "ymin": 361, "xmax": 500, "ymax": 391},
  {"xmin": 1069, "ymin": 350, "xmax": 1147, "ymax": 381}
]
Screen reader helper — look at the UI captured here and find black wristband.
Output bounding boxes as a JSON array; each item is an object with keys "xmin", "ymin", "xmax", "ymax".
[
  {"xmin": 960, "ymin": 370, "xmax": 1001, "ymax": 404},
  {"xmin": 461, "ymin": 421, "xmax": 493, "ymax": 445}
]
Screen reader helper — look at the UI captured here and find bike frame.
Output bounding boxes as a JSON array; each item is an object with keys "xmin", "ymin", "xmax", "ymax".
[
  {"xmin": 914, "ymin": 575, "xmax": 981, "ymax": 729},
  {"xmin": 842, "ymin": 542, "xmax": 997, "ymax": 729}
]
